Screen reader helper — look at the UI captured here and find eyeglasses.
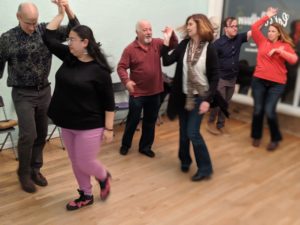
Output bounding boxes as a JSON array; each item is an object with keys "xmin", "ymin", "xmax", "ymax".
[
  {"xmin": 20, "ymin": 18, "xmax": 38, "ymax": 27},
  {"xmin": 66, "ymin": 37, "xmax": 83, "ymax": 45},
  {"xmin": 227, "ymin": 25, "xmax": 238, "ymax": 29}
]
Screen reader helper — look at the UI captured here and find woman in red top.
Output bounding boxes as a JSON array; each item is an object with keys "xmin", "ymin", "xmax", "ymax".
[{"xmin": 251, "ymin": 7, "xmax": 298, "ymax": 150}]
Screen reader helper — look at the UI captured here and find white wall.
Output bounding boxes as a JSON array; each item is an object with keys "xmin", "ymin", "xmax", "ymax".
[{"xmin": 0, "ymin": 0, "xmax": 210, "ymax": 147}]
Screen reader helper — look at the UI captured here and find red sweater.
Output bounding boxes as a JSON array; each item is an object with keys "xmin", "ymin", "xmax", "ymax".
[
  {"xmin": 117, "ymin": 36, "xmax": 178, "ymax": 97},
  {"xmin": 251, "ymin": 16, "xmax": 297, "ymax": 84}
]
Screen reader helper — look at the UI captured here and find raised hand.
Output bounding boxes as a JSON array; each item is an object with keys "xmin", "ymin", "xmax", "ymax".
[
  {"xmin": 162, "ymin": 27, "xmax": 173, "ymax": 40},
  {"xmin": 266, "ymin": 7, "xmax": 278, "ymax": 18},
  {"xmin": 162, "ymin": 26, "xmax": 173, "ymax": 46},
  {"xmin": 57, "ymin": 0, "xmax": 69, "ymax": 7}
]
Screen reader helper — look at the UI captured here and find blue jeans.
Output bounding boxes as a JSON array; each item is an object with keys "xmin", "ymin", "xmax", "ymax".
[
  {"xmin": 178, "ymin": 97, "xmax": 213, "ymax": 175},
  {"xmin": 121, "ymin": 94, "xmax": 160, "ymax": 151},
  {"xmin": 251, "ymin": 77, "xmax": 285, "ymax": 142}
]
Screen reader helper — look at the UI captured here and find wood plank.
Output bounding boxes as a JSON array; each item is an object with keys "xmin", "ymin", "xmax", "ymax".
[{"xmin": 0, "ymin": 116, "xmax": 300, "ymax": 225}]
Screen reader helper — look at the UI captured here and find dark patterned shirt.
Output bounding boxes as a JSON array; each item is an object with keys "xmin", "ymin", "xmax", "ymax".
[{"xmin": 0, "ymin": 18, "xmax": 79, "ymax": 87}]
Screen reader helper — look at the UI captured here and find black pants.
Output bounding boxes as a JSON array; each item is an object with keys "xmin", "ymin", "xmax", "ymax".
[
  {"xmin": 12, "ymin": 86, "xmax": 51, "ymax": 176},
  {"xmin": 121, "ymin": 94, "xmax": 160, "ymax": 151}
]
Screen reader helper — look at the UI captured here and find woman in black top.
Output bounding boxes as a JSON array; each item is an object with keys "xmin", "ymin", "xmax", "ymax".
[
  {"xmin": 161, "ymin": 14, "xmax": 219, "ymax": 181},
  {"xmin": 45, "ymin": 3, "xmax": 115, "ymax": 210}
]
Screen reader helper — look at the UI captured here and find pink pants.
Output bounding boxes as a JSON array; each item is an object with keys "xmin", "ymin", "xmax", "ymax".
[{"xmin": 61, "ymin": 127, "xmax": 107, "ymax": 195}]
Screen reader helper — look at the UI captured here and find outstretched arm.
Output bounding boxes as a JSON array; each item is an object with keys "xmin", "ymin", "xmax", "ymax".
[
  {"xmin": 251, "ymin": 7, "xmax": 278, "ymax": 45},
  {"xmin": 47, "ymin": 2, "xmax": 65, "ymax": 30},
  {"xmin": 50, "ymin": 0, "xmax": 80, "ymax": 41},
  {"xmin": 44, "ymin": 3, "xmax": 69, "ymax": 61},
  {"xmin": 60, "ymin": 0, "xmax": 75, "ymax": 20},
  {"xmin": 162, "ymin": 26, "xmax": 173, "ymax": 47}
]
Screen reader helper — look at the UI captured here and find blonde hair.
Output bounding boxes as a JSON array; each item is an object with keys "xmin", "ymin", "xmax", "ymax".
[
  {"xmin": 177, "ymin": 14, "xmax": 214, "ymax": 42},
  {"xmin": 270, "ymin": 22, "xmax": 295, "ymax": 48}
]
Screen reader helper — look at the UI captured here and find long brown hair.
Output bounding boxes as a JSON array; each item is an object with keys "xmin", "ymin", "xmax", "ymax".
[
  {"xmin": 177, "ymin": 14, "xmax": 214, "ymax": 42},
  {"xmin": 270, "ymin": 22, "xmax": 295, "ymax": 48}
]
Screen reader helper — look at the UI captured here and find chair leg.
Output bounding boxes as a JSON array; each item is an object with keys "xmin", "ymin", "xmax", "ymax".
[
  {"xmin": 0, "ymin": 133, "xmax": 18, "ymax": 160},
  {"xmin": 47, "ymin": 125, "xmax": 57, "ymax": 141},
  {"xmin": 47, "ymin": 125, "xmax": 65, "ymax": 150},
  {"xmin": 0, "ymin": 133, "xmax": 10, "ymax": 151},
  {"xmin": 120, "ymin": 117, "xmax": 127, "ymax": 125},
  {"xmin": 9, "ymin": 133, "xmax": 18, "ymax": 160},
  {"xmin": 57, "ymin": 127, "xmax": 65, "ymax": 150}
]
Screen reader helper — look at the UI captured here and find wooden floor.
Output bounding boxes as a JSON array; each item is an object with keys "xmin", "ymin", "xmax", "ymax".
[{"xmin": 1, "ymin": 116, "xmax": 300, "ymax": 225}]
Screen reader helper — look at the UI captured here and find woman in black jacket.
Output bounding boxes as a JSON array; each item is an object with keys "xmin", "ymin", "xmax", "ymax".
[{"xmin": 162, "ymin": 14, "xmax": 219, "ymax": 181}]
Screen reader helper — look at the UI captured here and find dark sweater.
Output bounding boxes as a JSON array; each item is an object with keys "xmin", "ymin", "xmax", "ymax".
[
  {"xmin": 161, "ymin": 39, "xmax": 224, "ymax": 120},
  {"xmin": 44, "ymin": 29, "xmax": 115, "ymax": 130}
]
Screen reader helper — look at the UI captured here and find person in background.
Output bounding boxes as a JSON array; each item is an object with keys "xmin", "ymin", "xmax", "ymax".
[
  {"xmin": 251, "ymin": 7, "xmax": 298, "ymax": 151},
  {"xmin": 209, "ymin": 16, "xmax": 221, "ymax": 41},
  {"xmin": 44, "ymin": 3, "xmax": 114, "ymax": 210},
  {"xmin": 156, "ymin": 72, "xmax": 173, "ymax": 125},
  {"xmin": 237, "ymin": 59, "xmax": 254, "ymax": 94},
  {"xmin": 206, "ymin": 16, "xmax": 251, "ymax": 135},
  {"xmin": 117, "ymin": 20, "xmax": 178, "ymax": 158},
  {"xmin": 162, "ymin": 14, "xmax": 219, "ymax": 181},
  {"xmin": 0, "ymin": 0, "xmax": 78, "ymax": 193}
]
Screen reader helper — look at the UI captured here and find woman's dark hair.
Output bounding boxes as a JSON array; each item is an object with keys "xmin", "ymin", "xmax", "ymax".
[
  {"xmin": 71, "ymin": 25, "xmax": 112, "ymax": 73},
  {"xmin": 222, "ymin": 17, "xmax": 237, "ymax": 28}
]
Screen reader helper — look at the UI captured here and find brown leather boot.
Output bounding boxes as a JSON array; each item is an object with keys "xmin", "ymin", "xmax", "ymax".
[
  {"xmin": 31, "ymin": 172, "xmax": 48, "ymax": 186},
  {"xmin": 18, "ymin": 174, "xmax": 36, "ymax": 193}
]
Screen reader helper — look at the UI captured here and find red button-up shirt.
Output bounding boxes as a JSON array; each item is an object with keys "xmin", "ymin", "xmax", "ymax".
[{"xmin": 117, "ymin": 35, "xmax": 178, "ymax": 97}]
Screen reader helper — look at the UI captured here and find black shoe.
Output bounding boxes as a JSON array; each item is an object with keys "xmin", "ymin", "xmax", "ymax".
[
  {"xmin": 139, "ymin": 149, "xmax": 155, "ymax": 158},
  {"xmin": 31, "ymin": 172, "xmax": 48, "ymax": 186},
  {"xmin": 191, "ymin": 170, "xmax": 212, "ymax": 182},
  {"xmin": 252, "ymin": 138, "xmax": 261, "ymax": 147},
  {"xmin": 266, "ymin": 141, "xmax": 279, "ymax": 151},
  {"xmin": 18, "ymin": 175, "xmax": 36, "ymax": 193},
  {"xmin": 181, "ymin": 164, "xmax": 190, "ymax": 173},
  {"xmin": 120, "ymin": 146, "xmax": 129, "ymax": 155}
]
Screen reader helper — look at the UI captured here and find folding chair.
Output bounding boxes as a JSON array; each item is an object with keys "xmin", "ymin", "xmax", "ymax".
[
  {"xmin": 47, "ymin": 119, "xmax": 65, "ymax": 149},
  {"xmin": 112, "ymin": 82, "xmax": 129, "ymax": 124},
  {"xmin": 0, "ymin": 96, "xmax": 18, "ymax": 160}
]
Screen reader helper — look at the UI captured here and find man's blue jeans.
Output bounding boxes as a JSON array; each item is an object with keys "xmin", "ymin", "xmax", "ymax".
[
  {"xmin": 251, "ymin": 77, "xmax": 285, "ymax": 142},
  {"xmin": 178, "ymin": 97, "xmax": 213, "ymax": 175},
  {"xmin": 121, "ymin": 94, "xmax": 160, "ymax": 151}
]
